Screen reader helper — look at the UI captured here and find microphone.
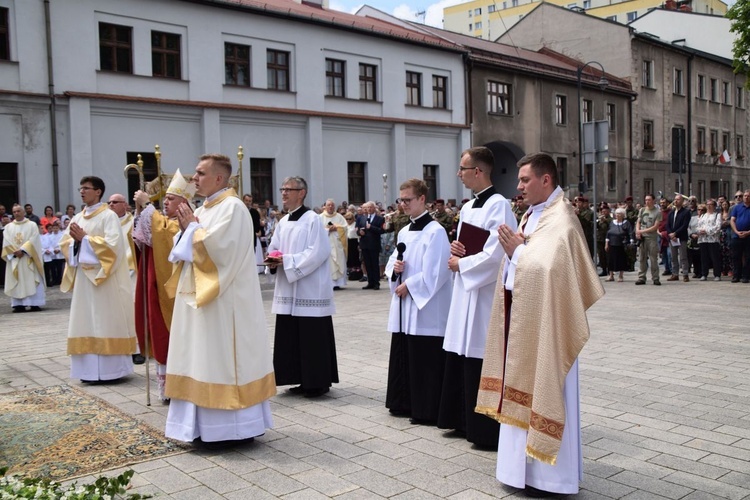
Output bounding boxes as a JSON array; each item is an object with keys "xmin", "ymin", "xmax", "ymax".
[{"xmin": 392, "ymin": 242, "xmax": 406, "ymax": 282}]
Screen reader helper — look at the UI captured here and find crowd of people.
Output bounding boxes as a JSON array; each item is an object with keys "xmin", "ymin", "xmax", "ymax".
[{"xmin": 3, "ymin": 149, "xmax": 749, "ymax": 497}]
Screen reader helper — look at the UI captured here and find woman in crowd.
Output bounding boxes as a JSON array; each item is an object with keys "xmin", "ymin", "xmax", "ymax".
[
  {"xmin": 697, "ymin": 200, "xmax": 722, "ymax": 281},
  {"xmin": 605, "ymin": 207, "xmax": 633, "ymax": 282},
  {"xmin": 344, "ymin": 212, "xmax": 361, "ymax": 280},
  {"xmin": 719, "ymin": 199, "xmax": 732, "ymax": 276},
  {"xmin": 40, "ymin": 206, "xmax": 58, "ymax": 234}
]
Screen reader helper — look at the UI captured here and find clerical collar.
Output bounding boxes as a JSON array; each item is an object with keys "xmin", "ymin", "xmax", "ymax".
[
  {"xmin": 288, "ymin": 205, "xmax": 309, "ymax": 222},
  {"xmin": 205, "ymin": 187, "xmax": 229, "ymax": 203},
  {"xmin": 84, "ymin": 202, "xmax": 103, "ymax": 215},
  {"xmin": 409, "ymin": 211, "xmax": 431, "ymax": 231},
  {"xmin": 472, "ymin": 185, "xmax": 497, "ymax": 209},
  {"xmin": 527, "ymin": 186, "xmax": 563, "ymax": 214}
]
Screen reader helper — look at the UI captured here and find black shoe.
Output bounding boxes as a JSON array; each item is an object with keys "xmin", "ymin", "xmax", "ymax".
[
  {"xmin": 28, "ymin": 306, "xmax": 42, "ymax": 312},
  {"xmin": 388, "ymin": 408, "xmax": 410, "ymax": 417},
  {"xmin": 743, "ymin": 279, "xmax": 750, "ymax": 284},
  {"xmin": 597, "ymin": 270, "xmax": 608, "ymax": 277},
  {"xmin": 358, "ymin": 276, "xmax": 368, "ymax": 282},
  {"xmin": 333, "ymin": 286, "xmax": 341, "ymax": 290},
  {"xmin": 11, "ymin": 306, "xmax": 26, "ymax": 313},
  {"xmin": 653, "ymin": 280, "xmax": 661, "ymax": 286},
  {"xmin": 409, "ymin": 417, "xmax": 436, "ymax": 426},
  {"xmin": 662, "ymin": 270, "xmax": 671, "ymax": 276},
  {"xmin": 303, "ymin": 387, "xmax": 330, "ymax": 398},
  {"xmin": 132, "ymin": 354, "xmax": 146, "ymax": 365},
  {"xmin": 362, "ymin": 284, "xmax": 380, "ymax": 290},
  {"xmin": 194, "ymin": 437, "xmax": 254, "ymax": 450},
  {"xmin": 525, "ymin": 485, "xmax": 564, "ymax": 498},
  {"xmin": 287, "ymin": 385, "xmax": 305, "ymax": 394},
  {"xmin": 635, "ymin": 280, "xmax": 646, "ymax": 285},
  {"xmin": 731, "ymin": 278, "xmax": 740, "ymax": 283}
]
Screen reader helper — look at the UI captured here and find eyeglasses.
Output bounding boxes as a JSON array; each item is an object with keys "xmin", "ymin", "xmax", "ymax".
[
  {"xmin": 79, "ymin": 186, "xmax": 96, "ymax": 191},
  {"xmin": 458, "ymin": 166, "xmax": 481, "ymax": 172},
  {"xmin": 397, "ymin": 197, "xmax": 416, "ymax": 204},
  {"xmin": 279, "ymin": 188, "xmax": 303, "ymax": 193},
  {"xmin": 107, "ymin": 201, "xmax": 125, "ymax": 205}
]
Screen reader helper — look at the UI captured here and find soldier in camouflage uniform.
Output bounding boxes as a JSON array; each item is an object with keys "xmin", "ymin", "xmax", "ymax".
[
  {"xmin": 624, "ymin": 196, "xmax": 638, "ymax": 271},
  {"xmin": 575, "ymin": 196, "xmax": 595, "ymax": 258},
  {"xmin": 432, "ymin": 199, "xmax": 454, "ymax": 241},
  {"xmin": 512, "ymin": 195, "xmax": 527, "ymax": 225},
  {"xmin": 596, "ymin": 203, "xmax": 612, "ymax": 276},
  {"xmin": 386, "ymin": 203, "xmax": 411, "ymax": 244}
]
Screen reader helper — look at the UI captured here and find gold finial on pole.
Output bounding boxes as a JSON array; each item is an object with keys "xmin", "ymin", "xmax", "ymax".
[
  {"xmin": 154, "ymin": 145, "xmax": 164, "ymax": 205},
  {"xmin": 237, "ymin": 145, "xmax": 244, "ymax": 197},
  {"xmin": 124, "ymin": 155, "xmax": 145, "ymax": 190}
]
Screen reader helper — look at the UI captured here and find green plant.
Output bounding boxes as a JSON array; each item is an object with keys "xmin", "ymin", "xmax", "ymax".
[{"xmin": 0, "ymin": 467, "xmax": 151, "ymax": 499}]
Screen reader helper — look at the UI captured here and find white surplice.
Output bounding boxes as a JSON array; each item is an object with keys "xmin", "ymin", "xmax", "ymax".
[{"xmin": 497, "ymin": 186, "xmax": 582, "ymax": 494}]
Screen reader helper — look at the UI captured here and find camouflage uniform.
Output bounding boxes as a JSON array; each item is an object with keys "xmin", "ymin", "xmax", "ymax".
[
  {"xmin": 513, "ymin": 204, "xmax": 528, "ymax": 225},
  {"xmin": 596, "ymin": 213, "xmax": 612, "ymax": 274},
  {"xmin": 390, "ymin": 213, "xmax": 411, "ymax": 244},
  {"xmin": 577, "ymin": 207, "xmax": 595, "ymax": 258},
  {"xmin": 625, "ymin": 206, "xmax": 638, "ymax": 271},
  {"xmin": 433, "ymin": 210, "xmax": 454, "ymax": 240}
]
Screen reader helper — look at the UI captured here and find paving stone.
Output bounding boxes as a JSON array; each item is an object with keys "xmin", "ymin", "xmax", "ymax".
[
  {"xmin": 291, "ymin": 468, "xmax": 359, "ymax": 496},
  {"xmin": 358, "ymin": 436, "xmax": 417, "ymax": 459},
  {"xmin": 312, "ymin": 437, "xmax": 368, "ymax": 458},
  {"xmin": 351, "ymin": 451, "xmax": 416, "ymax": 476},
  {"xmin": 580, "ymin": 474, "xmax": 637, "ymax": 498},
  {"xmin": 139, "ymin": 467, "xmax": 201, "ymax": 494},
  {"xmin": 343, "ymin": 468, "xmax": 413, "ymax": 497},
  {"xmin": 301, "ymin": 451, "xmax": 365, "ymax": 476},
  {"xmin": 608, "ymin": 470, "xmax": 694, "ymax": 499},
  {"xmin": 402, "ymin": 437, "xmax": 465, "ymax": 460},
  {"xmin": 168, "ymin": 485, "xmax": 225, "ymax": 499},
  {"xmin": 165, "ymin": 452, "xmax": 216, "ymax": 473},
  {"xmin": 266, "ymin": 436, "xmax": 320, "ymax": 458},
  {"xmin": 663, "ymin": 471, "xmax": 749, "ymax": 500},
  {"xmin": 188, "ymin": 466, "xmax": 250, "ymax": 494},
  {"xmin": 205, "ymin": 451, "xmax": 266, "ymax": 475},
  {"xmin": 587, "ymin": 438, "xmax": 660, "ymax": 461},
  {"xmin": 395, "ymin": 468, "xmax": 471, "ymax": 497},
  {"xmin": 242, "ymin": 467, "xmax": 305, "ymax": 496},
  {"xmin": 648, "ymin": 453, "xmax": 729, "ymax": 480},
  {"xmin": 280, "ymin": 488, "xmax": 331, "ymax": 500}
]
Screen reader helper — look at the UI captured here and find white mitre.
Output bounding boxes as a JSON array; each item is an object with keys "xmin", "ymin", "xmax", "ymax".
[{"xmin": 166, "ymin": 168, "xmax": 197, "ymax": 207}]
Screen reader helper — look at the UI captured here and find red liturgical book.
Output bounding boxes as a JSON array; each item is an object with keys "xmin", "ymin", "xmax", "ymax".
[{"xmin": 457, "ymin": 221, "xmax": 490, "ymax": 257}]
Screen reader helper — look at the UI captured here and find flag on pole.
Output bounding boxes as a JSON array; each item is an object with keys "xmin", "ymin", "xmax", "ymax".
[{"xmin": 718, "ymin": 150, "xmax": 731, "ymax": 164}]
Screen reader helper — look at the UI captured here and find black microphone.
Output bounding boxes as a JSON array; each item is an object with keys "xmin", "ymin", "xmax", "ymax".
[{"xmin": 392, "ymin": 242, "xmax": 406, "ymax": 282}]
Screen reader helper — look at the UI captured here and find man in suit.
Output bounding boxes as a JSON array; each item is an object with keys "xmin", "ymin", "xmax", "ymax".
[
  {"xmin": 666, "ymin": 193, "xmax": 691, "ymax": 282},
  {"xmin": 357, "ymin": 201, "xmax": 384, "ymax": 290}
]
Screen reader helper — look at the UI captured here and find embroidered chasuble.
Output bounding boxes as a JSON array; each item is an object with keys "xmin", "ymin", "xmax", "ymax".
[
  {"xmin": 61, "ymin": 205, "xmax": 137, "ymax": 356},
  {"xmin": 476, "ymin": 192, "xmax": 604, "ymax": 465},
  {"xmin": 165, "ymin": 189, "xmax": 276, "ymax": 410},
  {"xmin": 120, "ymin": 212, "xmax": 137, "ymax": 277},
  {"xmin": 2, "ymin": 219, "xmax": 45, "ymax": 299},
  {"xmin": 320, "ymin": 210, "xmax": 348, "ymax": 284}
]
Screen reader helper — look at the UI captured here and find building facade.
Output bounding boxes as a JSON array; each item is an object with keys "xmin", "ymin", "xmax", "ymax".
[
  {"xmin": 500, "ymin": 3, "xmax": 747, "ymax": 202},
  {"xmin": 0, "ymin": 0, "xmax": 470, "ymax": 212}
]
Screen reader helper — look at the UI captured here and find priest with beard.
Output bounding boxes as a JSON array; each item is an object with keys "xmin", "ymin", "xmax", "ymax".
[
  {"xmin": 164, "ymin": 154, "xmax": 275, "ymax": 446},
  {"xmin": 384, "ymin": 178, "xmax": 452, "ymax": 425}
]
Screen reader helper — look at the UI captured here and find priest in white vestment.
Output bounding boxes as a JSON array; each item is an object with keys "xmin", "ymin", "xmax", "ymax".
[
  {"xmin": 438, "ymin": 147, "xmax": 515, "ymax": 450},
  {"xmin": 476, "ymin": 153, "xmax": 604, "ymax": 496},
  {"xmin": 384, "ymin": 179, "xmax": 452, "ymax": 425},
  {"xmin": 3, "ymin": 204, "xmax": 46, "ymax": 313},
  {"xmin": 165, "ymin": 154, "xmax": 275, "ymax": 445},
  {"xmin": 61, "ymin": 176, "xmax": 137, "ymax": 383},
  {"xmin": 320, "ymin": 198, "xmax": 348, "ymax": 289},
  {"xmin": 267, "ymin": 176, "xmax": 338, "ymax": 398}
]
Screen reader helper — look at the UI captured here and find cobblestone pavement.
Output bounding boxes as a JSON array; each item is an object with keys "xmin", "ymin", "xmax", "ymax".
[{"xmin": 1, "ymin": 271, "xmax": 749, "ymax": 499}]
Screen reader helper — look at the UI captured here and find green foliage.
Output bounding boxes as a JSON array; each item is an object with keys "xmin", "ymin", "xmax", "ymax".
[
  {"xmin": 0, "ymin": 467, "xmax": 151, "ymax": 499},
  {"xmin": 727, "ymin": 0, "xmax": 750, "ymax": 87}
]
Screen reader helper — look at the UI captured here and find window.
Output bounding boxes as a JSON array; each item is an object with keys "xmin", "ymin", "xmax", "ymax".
[
  {"xmin": 0, "ymin": 7, "xmax": 9, "ymax": 61},
  {"xmin": 583, "ymin": 0, "xmax": 591, "ymax": 8},
  {"xmin": 225, "ymin": 42, "xmax": 250, "ymax": 86},
  {"xmin": 475, "ymin": 8, "xmax": 482, "ymax": 15},
  {"xmin": 722, "ymin": 81, "xmax": 731, "ymax": 105},
  {"xmin": 432, "ymin": 75, "xmax": 447, "ymax": 109},
  {"xmin": 0, "ymin": 163, "xmax": 19, "ymax": 209},
  {"xmin": 607, "ymin": 161, "xmax": 616, "ymax": 191},
  {"xmin": 512, "ymin": 0, "xmax": 518, "ymax": 7},
  {"xmin": 643, "ymin": 121, "xmax": 654, "ymax": 149},
  {"xmin": 423, "ymin": 165, "xmax": 438, "ymax": 202},
  {"xmin": 468, "ymin": 23, "xmax": 472, "ymax": 30},
  {"xmin": 267, "ymin": 49, "xmax": 290, "ymax": 91},
  {"xmin": 737, "ymin": 86, "xmax": 745, "ymax": 109},
  {"xmin": 359, "ymin": 63, "xmax": 377, "ymax": 101},
  {"xmin": 555, "ymin": 95, "xmax": 567, "ymax": 125},
  {"xmin": 468, "ymin": 9, "xmax": 472, "ymax": 17},
  {"xmin": 474, "ymin": 21, "xmax": 482, "ymax": 29},
  {"xmin": 698, "ymin": 180, "xmax": 706, "ymax": 202},
  {"xmin": 738, "ymin": 182, "xmax": 744, "ymax": 193},
  {"xmin": 697, "ymin": 127, "xmax": 706, "ymax": 154},
  {"xmin": 325, "ymin": 58, "xmax": 345, "ymax": 97},
  {"xmin": 698, "ymin": 75, "xmax": 706, "ymax": 99},
  {"xmin": 722, "ymin": 132, "xmax": 730, "ymax": 153},
  {"xmin": 582, "ymin": 99, "xmax": 593, "ymax": 122},
  {"xmin": 151, "ymin": 31, "xmax": 181, "ymax": 79},
  {"xmin": 126, "ymin": 152, "xmax": 157, "ymax": 200},
  {"xmin": 606, "ymin": 15, "xmax": 617, "ymax": 21},
  {"xmin": 642, "ymin": 60, "xmax": 654, "ymax": 88},
  {"xmin": 488, "ymin": 4, "xmax": 496, "ymax": 12},
  {"xmin": 737, "ymin": 135, "xmax": 744, "ymax": 158},
  {"xmin": 710, "ymin": 129, "xmax": 718, "ymax": 154},
  {"xmin": 644, "ymin": 178, "xmax": 654, "ymax": 198},
  {"xmin": 710, "ymin": 78, "xmax": 718, "ymax": 102},
  {"xmin": 347, "ymin": 162, "xmax": 366, "ymax": 204},
  {"xmin": 406, "ymin": 71, "xmax": 421, "ymax": 106},
  {"xmin": 250, "ymin": 158, "xmax": 274, "ymax": 204},
  {"xmin": 487, "ymin": 81, "xmax": 511, "ymax": 115},
  {"xmin": 673, "ymin": 68, "xmax": 684, "ymax": 95},
  {"xmin": 627, "ymin": 11, "xmax": 637, "ymax": 22},
  {"xmin": 99, "ymin": 23, "xmax": 132, "ymax": 73},
  {"xmin": 556, "ymin": 157, "xmax": 568, "ymax": 188},
  {"xmin": 607, "ymin": 103, "xmax": 616, "ymax": 131}
]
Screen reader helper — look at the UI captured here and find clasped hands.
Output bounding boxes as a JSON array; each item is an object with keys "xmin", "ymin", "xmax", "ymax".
[{"xmin": 176, "ymin": 202, "xmax": 198, "ymax": 231}]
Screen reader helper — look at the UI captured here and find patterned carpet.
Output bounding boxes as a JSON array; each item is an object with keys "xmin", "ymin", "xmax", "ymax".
[{"xmin": 0, "ymin": 385, "xmax": 187, "ymax": 480}]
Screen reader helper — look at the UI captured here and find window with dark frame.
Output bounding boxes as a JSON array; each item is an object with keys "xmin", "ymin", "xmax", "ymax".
[
  {"xmin": 737, "ymin": 86, "xmax": 745, "ymax": 109},
  {"xmin": 406, "ymin": 71, "xmax": 421, "ymax": 106},
  {"xmin": 126, "ymin": 152, "xmax": 157, "ymax": 201},
  {"xmin": 722, "ymin": 132, "xmax": 730, "ymax": 153},
  {"xmin": 99, "ymin": 22, "xmax": 132, "ymax": 73},
  {"xmin": 607, "ymin": 161, "xmax": 616, "ymax": 191},
  {"xmin": 151, "ymin": 31, "xmax": 181, "ymax": 79},
  {"xmin": 487, "ymin": 81, "xmax": 511, "ymax": 115},
  {"xmin": 432, "ymin": 75, "xmax": 447, "ymax": 109},
  {"xmin": 0, "ymin": 162, "xmax": 19, "ymax": 209},
  {"xmin": 555, "ymin": 95, "xmax": 567, "ymax": 125},
  {"xmin": 722, "ymin": 81, "xmax": 731, "ymax": 105},
  {"xmin": 582, "ymin": 99, "xmax": 593, "ymax": 122},
  {"xmin": 359, "ymin": 63, "xmax": 377, "ymax": 101},
  {"xmin": 0, "ymin": 7, "xmax": 9, "ymax": 61},
  {"xmin": 710, "ymin": 129, "xmax": 718, "ymax": 154},
  {"xmin": 267, "ymin": 49, "xmax": 290, "ymax": 91},
  {"xmin": 250, "ymin": 158, "xmax": 274, "ymax": 204},
  {"xmin": 697, "ymin": 127, "xmax": 706, "ymax": 154},
  {"xmin": 607, "ymin": 103, "xmax": 616, "ymax": 131},
  {"xmin": 423, "ymin": 165, "xmax": 438, "ymax": 202},
  {"xmin": 326, "ymin": 58, "xmax": 345, "ymax": 97},
  {"xmin": 642, "ymin": 60, "xmax": 653, "ymax": 88},
  {"xmin": 673, "ymin": 68, "xmax": 684, "ymax": 95},
  {"xmin": 643, "ymin": 121, "xmax": 654, "ymax": 149},
  {"xmin": 225, "ymin": 42, "xmax": 250, "ymax": 86},
  {"xmin": 737, "ymin": 135, "xmax": 744, "ymax": 158},
  {"xmin": 710, "ymin": 78, "xmax": 718, "ymax": 102},
  {"xmin": 347, "ymin": 162, "xmax": 366, "ymax": 205},
  {"xmin": 698, "ymin": 75, "xmax": 706, "ymax": 99},
  {"xmin": 556, "ymin": 157, "xmax": 568, "ymax": 188},
  {"xmin": 644, "ymin": 178, "xmax": 654, "ymax": 199}
]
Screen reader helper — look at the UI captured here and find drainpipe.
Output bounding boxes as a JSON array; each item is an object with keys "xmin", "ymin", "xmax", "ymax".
[
  {"xmin": 44, "ymin": 0, "xmax": 60, "ymax": 210},
  {"xmin": 628, "ymin": 95, "xmax": 634, "ymax": 198},
  {"xmin": 686, "ymin": 51, "xmax": 693, "ymax": 195}
]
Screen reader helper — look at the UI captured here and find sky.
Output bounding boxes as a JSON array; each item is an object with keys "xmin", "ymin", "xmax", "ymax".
[{"xmin": 327, "ymin": 0, "xmax": 735, "ymax": 29}]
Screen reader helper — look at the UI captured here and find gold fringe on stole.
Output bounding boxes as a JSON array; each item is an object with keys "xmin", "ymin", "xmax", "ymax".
[
  {"xmin": 67, "ymin": 336, "xmax": 137, "ymax": 355},
  {"xmin": 165, "ymin": 372, "xmax": 277, "ymax": 410},
  {"xmin": 21, "ymin": 240, "xmax": 45, "ymax": 280},
  {"xmin": 192, "ymin": 228, "xmax": 220, "ymax": 308},
  {"xmin": 474, "ymin": 405, "xmax": 503, "ymax": 422},
  {"xmin": 526, "ymin": 446, "xmax": 557, "ymax": 466},
  {"xmin": 498, "ymin": 414, "xmax": 530, "ymax": 431}
]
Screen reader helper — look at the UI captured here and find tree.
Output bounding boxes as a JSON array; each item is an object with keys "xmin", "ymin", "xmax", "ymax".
[{"xmin": 727, "ymin": 0, "xmax": 750, "ymax": 88}]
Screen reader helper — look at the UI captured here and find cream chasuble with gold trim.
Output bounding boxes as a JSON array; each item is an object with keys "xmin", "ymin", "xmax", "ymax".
[{"xmin": 2, "ymin": 219, "xmax": 45, "ymax": 300}]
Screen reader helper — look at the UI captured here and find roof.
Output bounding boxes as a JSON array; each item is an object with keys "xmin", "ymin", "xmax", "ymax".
[{"xmin": 181, "ymin": 0, "xmax": 465, "ymax": 52}]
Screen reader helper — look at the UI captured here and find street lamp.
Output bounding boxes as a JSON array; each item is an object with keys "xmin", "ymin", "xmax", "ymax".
[
  {"xmin": 382, "ymin": 173, "xmax": 388, "ymax": 209},
  {"xmin": 576, "ymin": 61, "xmax": 609, "ymax": 195}
]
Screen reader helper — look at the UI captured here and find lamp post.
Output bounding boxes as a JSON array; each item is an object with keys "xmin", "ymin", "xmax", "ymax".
[{"xmin": 382, "ymin": 173, "xmax": 388, "ymax": 209}]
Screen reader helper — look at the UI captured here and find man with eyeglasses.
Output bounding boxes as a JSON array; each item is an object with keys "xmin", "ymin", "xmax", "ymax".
[
  {"xmin": 438, "ymin": 146, "xmax": 515, "ymax": 449},
  {"xmin": 3, "ymin": 203, "xmax": 45, "ymax": 313},
  {"xmin": 729, "ymin": 189, "xmax": 750, "ymax": 283},
  {"xmin": 60, "ymin": 176, "xmax": 137, "ymax": 384},
  {"xmin": 267, "ymin": 176, "xmax": 338, "ymax": 398}
]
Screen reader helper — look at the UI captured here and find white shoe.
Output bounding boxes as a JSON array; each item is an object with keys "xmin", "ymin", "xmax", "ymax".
[
  {"xmin": 699, "ymin": 276, "xmax": 707, "ymax": 281},
  {"xmin": 714, "ymin": 277, "xmax": 721, "ymax": 281}
]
